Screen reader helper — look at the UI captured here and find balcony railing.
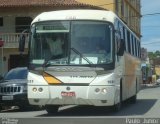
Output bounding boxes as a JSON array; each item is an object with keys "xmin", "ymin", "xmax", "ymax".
[{"xmin": 0, "ymin": 33, "xmax": 29, "ymax": 48}]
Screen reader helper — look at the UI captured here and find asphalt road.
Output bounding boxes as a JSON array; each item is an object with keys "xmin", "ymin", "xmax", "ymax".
[{"xmin": 0, "ymin": 85, "xmax": 160, "ymax": 124}]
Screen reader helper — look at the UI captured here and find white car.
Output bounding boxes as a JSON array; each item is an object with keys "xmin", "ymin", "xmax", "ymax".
[{"xmin": 156, "ymin": 78, "xmax": 160, "ymax": 85}]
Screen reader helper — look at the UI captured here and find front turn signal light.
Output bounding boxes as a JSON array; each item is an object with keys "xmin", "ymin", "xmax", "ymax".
[{"xmin": 43, "ymin": 72, "xmax": 62, "ymax": 84}]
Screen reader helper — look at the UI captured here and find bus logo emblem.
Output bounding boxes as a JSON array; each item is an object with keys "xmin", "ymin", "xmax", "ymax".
[{"xmin": 66, "ymin": 87, "xmax": 70, "ymax": 91}]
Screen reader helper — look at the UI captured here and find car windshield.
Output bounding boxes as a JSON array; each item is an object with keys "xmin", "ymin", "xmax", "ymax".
[
  {"xmin": 29, "ymin": 21, "xmax": 113, "ymax": 66},
  {"xmin": 4, "ymin": 68, "xmax": 28, "ymax": 80}
]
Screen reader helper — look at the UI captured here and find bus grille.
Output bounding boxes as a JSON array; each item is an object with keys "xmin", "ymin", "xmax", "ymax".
[{"xmin": 0, "ymin": 86, "xmax": 21, "ymax": 94}]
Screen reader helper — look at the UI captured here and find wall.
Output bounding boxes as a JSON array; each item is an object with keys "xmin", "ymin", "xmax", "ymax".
[
  {"xmin": 76, "ymin": 0, "xmax": 114, "ymax": 10},
  {"xmin": 115, "ymin": 0, "xmax": 141, "ymax": 37},
  {"xmin": 0, "ymin": 6, "xmax": 79, "ymax": 74},
  {"xmin": 76, "ymin": 0, "xmax": 141, "ymax": 38}
]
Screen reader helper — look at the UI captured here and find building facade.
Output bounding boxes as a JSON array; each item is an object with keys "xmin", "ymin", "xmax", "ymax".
[
  {"xmin": 0, "ymin": 0, "xmax": 93, "ymax": 74},
  {"xmin": 0, "ymin": 0, "xmax": 141, "ymax": 75},
  {"xmin": 76, "ymin": 0, "xmax": 141, "ymax": 37}
]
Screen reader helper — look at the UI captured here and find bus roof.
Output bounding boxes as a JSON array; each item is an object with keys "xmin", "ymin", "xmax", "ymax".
[
  {"xmin": 31, "ymin": 9, "xmax": 140, "ymax": 40},
  {"xmin": 31, "ymin": 9, "xmax": 116, "ymax": 24}
]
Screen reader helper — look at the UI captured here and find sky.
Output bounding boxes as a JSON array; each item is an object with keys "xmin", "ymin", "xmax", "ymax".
[{"xmin": 141, "ymin": 0, "xmax": 160, "ymax": 52}]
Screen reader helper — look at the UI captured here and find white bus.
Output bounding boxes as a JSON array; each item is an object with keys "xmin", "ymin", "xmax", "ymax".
[{"xmin": 19, "ymin": 9, "xmax": 142, "ymax": 114}]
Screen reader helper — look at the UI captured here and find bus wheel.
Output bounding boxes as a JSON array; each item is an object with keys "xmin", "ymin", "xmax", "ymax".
[
  {"xmin": 113, "ymin": 83, "xmax": 122, "ymax": 112},
  {"xmin": 130, "ymin": 81, "xmax": 137, "ymax": 104},
  {"xmin": 45, "ymin": 105, "xmax": 59, "ymax": 114},
  {"xmin": 112, "ymin": 95, "xmax": 122, "ymax": 112},
  {"xmin": 0, "ymin": 105, "xmax": 2, "ymax": 111}
]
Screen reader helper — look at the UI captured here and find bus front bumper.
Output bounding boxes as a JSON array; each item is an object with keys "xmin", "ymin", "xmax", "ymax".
[{"xmin": 28, "ymin": 85, "xmax": 117, "ymax": 106}]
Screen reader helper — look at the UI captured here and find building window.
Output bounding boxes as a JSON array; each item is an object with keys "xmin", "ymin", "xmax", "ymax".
[
  {"xmin": 115, "ymin": 0, "xmax": 119, "ymax": 13},
  {"xmin": 0, "ymin": 17, "xmax": 3, "ymax": 26},
  {"xmin": 15, "ymin": 17, "xmax": 32, "ymax": 33},
  {"xmin": 125, "ymin": 5, "xmax": 129, "ymax": 23},
  {"xmin": 121, "ymin": 0, "xmax": 124, "ymax": 16}
]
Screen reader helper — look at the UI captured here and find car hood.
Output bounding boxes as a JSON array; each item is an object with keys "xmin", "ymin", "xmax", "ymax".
[{"xmin": 0, "ymin": 79, "xmax": 27, "ymax": 85}]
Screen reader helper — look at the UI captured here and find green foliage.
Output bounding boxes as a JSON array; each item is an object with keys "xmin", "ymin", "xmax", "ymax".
[{"xmin": 148, "ymin": 50, "xmax": 160, "ymax": 59}]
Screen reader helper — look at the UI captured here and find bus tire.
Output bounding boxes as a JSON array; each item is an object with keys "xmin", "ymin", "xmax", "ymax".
[
  {"xmin": 45, "ymin": 105, "xmax": 59, "ymax": 114},
  {"xmin": 113, "ymin": 82, "xmax": 122, "ymax": 112},
  {"xmin": 0, "ymin": 105, "xmax": 2, "ymax": 111},
  {"xmin": 130, "ymin": 81, "xmax": 137, "ymax": 104},
  {"xmin": 113, "ymin": 100, "xmax": 121, "ymax": 112}
]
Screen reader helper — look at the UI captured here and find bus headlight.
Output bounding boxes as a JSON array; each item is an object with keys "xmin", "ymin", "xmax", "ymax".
[
  {"xmin": 101, "ymin": 88, "xmax": 107, "ymax": 94},
  {"xmin": 95, "ymin": 88, "xmax": 100, "ymax": 93},
  {"xmin": 38, "ymin": 88, "xmax": 43, "ymax": 92},
  {"xmin": 33, "ymin": 87, "xmax": 37, "ymax": 92}
]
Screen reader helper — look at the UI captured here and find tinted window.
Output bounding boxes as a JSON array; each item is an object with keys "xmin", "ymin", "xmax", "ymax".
[
  {"xmin": 127, "ymin": 30, "xmax": 131, "ymax": 53},
  {"xmin": 4, "ymin": 68, "xmax": 28, "ymax": 80},
  {"xmin": 15, "ymin": 17, "xmax": 32, "ymax": 33},
  {"xmin": 131, "ymin": 35, "xmax": 134, "ymax": 55},
  {"xmin": 0, "ymin": 17, "xmax": 3, "ymax": 26}
]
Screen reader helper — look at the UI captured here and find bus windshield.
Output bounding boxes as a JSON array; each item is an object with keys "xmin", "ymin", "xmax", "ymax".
[{"xmin": 29, "ymin": 21, "xmax": 113, "ymax": 66}]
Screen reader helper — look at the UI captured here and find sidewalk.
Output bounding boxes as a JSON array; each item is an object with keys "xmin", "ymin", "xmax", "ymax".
[{"xmin": 141, "ymin": 82, "xmax": 160, "ymax": 89}]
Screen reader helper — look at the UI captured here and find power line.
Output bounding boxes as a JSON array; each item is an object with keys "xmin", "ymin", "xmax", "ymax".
[
  {"xmin": 142, "ymin": 12, "xmax": 160, "ymax": 17},
  {"xmin": 142, "ymin": 41, "xmax": 160, "ymax": 45},
  {"xmin": 97, "ymin": 5, "xmax": 160, "ymax": 19},
  {"xmin": 142, "ymin": 26, "xmax": 160, "ymax": 27},
  {"xmin": 96, "ymin": 2, "xmax": 160, "ymax": 18}
]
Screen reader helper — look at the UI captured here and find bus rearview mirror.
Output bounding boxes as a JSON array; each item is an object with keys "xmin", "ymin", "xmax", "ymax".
[
  {"xmin": 19, "ymin": 34, "xmax": 26, "ymax": 52},
  {"xmin": 117, "ymin": 39, "xmax": 125, "ymax": 56}
]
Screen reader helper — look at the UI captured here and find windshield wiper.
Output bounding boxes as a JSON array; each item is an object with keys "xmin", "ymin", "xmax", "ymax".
[
  {"xmin": 70, "ymin": 47, "xmax": 93, "ymax": 65},
  {"xmin": 43, "ymin": 48, "xmax": 93, "ymax": 67},
  {"xmin": 43, "ymin": 59, "xmax": 51, "ymax": 67},
  {"xmin": 43, "ymin": 55, "xmax": 56, "ymax": 67}
]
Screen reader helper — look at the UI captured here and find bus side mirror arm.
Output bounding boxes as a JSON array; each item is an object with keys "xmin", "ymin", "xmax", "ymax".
[
  {"xmin": 19, "ymin": 29, "xmax": 29, "ymax": 53},
  {"xmin": 117, "ymin": 39, "xmax": 125, "ymax": 56},
  {"xmin": 19, "ymin": 34, "xmax": 26, "ymax": 53}
]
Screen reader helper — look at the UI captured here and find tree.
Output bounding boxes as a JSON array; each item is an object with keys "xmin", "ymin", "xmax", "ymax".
[
  {"xmin": 148, "ymin": 52, "xmax": 156, "ymax": 60},
  {"xmin": 155, "ymin": 50, "xmax": 160, "ymax": 57}
]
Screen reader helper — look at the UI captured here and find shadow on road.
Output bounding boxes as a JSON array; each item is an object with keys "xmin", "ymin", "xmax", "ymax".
[
  {"xmin": 37, "ymin": 99, "xmax": 157, "ymax": 117},
  {"xmin": 0, "ymin": 107, "xmax": 43, "ymax": 113},
  {"xmin": 112, "ymin": 99, "xmax": 157, "ymax": 116}
]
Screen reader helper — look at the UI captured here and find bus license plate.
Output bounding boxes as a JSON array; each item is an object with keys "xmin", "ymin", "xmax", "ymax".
[{"xmin": 61, "ymin": 92, "xmax": 75, "ymax": 97}]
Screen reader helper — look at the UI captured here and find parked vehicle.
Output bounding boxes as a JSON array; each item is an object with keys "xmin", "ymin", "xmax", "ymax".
[
  {"xmin": 0, "ymin": 67, "xmax": 38, "ymax": 110},
  {"xmin": 0, "ymin": 74, "xmax": 4, "ymax": 111},
  {"xmin": 156, "ymin": 78, "xmax": 160, "ymax": 85},
  {"xmin": 0, "ymin": 75, "xmax": 3, "ymax": 80}
]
